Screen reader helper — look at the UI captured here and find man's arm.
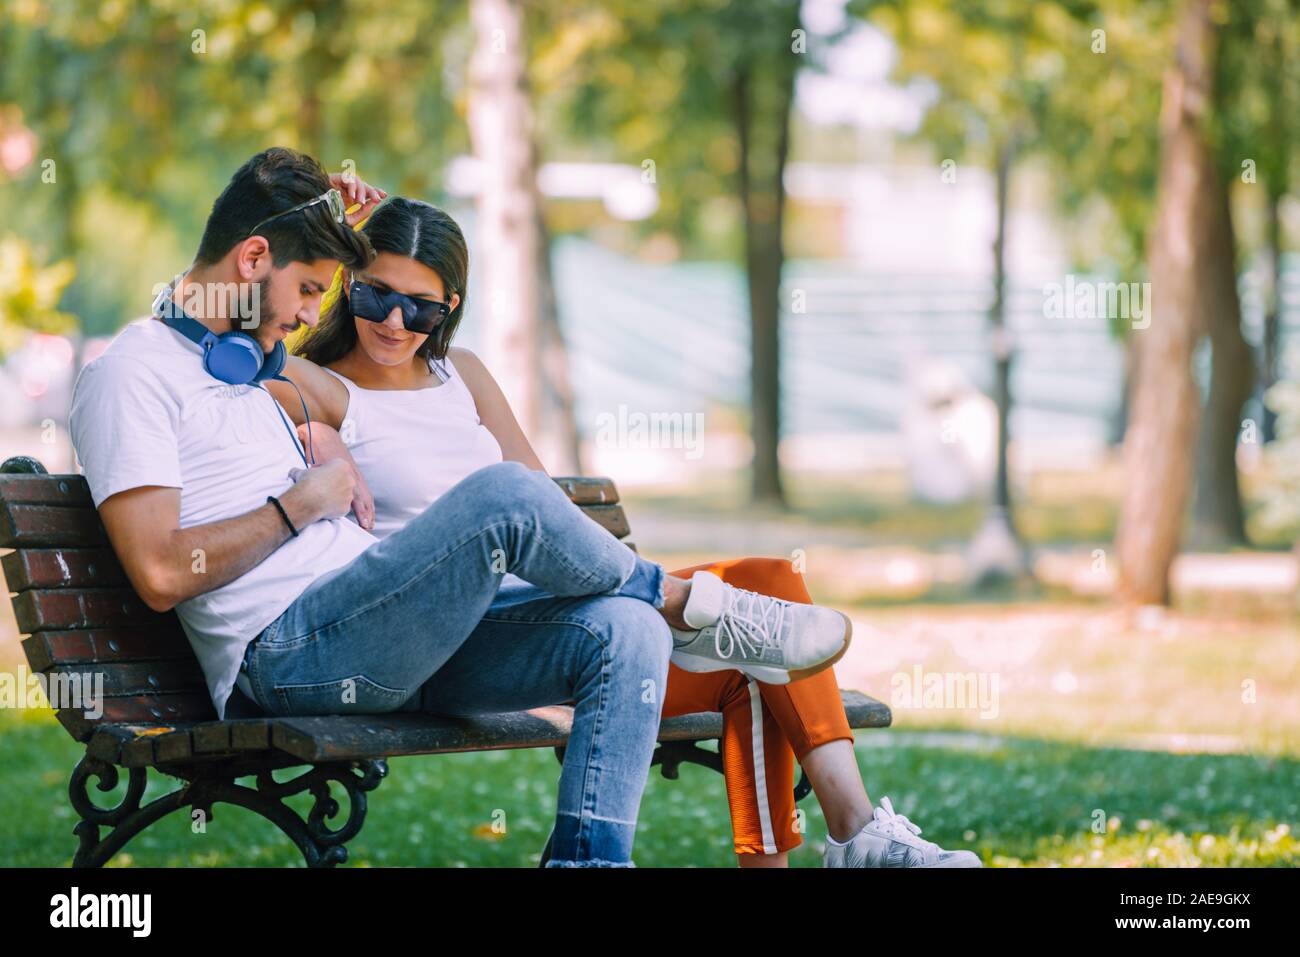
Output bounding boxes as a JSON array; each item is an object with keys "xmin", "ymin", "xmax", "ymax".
[{"xmin": 99, "ymin": 459, "xmax": 356, "ymax": 613}]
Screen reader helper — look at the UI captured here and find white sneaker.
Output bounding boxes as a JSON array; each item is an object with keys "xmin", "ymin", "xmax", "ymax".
[
  {"xmin": 668, "ymin": 570, "xmax": 852, "ymax": 685},
  {"xmin": 823, "ymin": 796, "xmax": 983, "ymax": 868}
]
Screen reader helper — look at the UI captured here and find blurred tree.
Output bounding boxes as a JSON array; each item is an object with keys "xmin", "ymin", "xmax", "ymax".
[
  {"xmin": 1218, "ymin": 0, "xmax": 1298, "ymax": 445},
  {"xmin": 1257, "ymin": 378, "xmax": 1300, "ymax": 543},
  {"xmin": 1116, "ymin": 0, "xmax": 1233, "ymax": 604},
  {"xmin": 0, "ymin": 0, "xmax": 466, "ymax": 336},
  {"xmin": 853, "ymin": 0, "xmax": 1103, "ymax": 580},
  {"xmin": 0, "ymin": 0, "xmax": 191, "ymax": 333},
  {"xmin": 1046, "ymin": 0, "xmax": 1292, "ymax": 547},
  {"xmin": 468, "ymin": 0, "xmax": 582, "ymax": 474},
  {"xmin": 549, "ymin": 0, "xmax": 805, "ymax": 507},
  {"xmin": 1031, "ymin": 2, "xmax": 1166, "ymax": 448},
  {"xmin": 467, "ymin": 0, "xmax": 541, "ymax": 444}
]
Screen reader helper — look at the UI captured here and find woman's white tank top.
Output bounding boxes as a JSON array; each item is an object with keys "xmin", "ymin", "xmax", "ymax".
[{"xmin": 320, "ymin": 354, "xmax": 505, "ymax": 540}]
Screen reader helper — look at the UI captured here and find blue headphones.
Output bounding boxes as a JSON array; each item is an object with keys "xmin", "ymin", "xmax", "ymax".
[
  {"xmin": 153, "ymin": 278, "xmax": 314, "ymax": 467},
  {"xmin": 153, "ymin": 286, "xmax": 287, "ymax": 385}
]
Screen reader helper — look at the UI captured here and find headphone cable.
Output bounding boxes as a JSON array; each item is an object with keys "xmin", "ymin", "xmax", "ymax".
[{"xmin": 262, "ymin": 376, "xmax": 315, "ymax": 468}]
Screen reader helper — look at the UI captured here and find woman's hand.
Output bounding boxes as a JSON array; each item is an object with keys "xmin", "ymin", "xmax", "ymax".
[
  {"xmin": 328, "ymin": 172, "xmax": 387, "ymax": 228},
  {"xmin": 296, "ymin": 421, "xmax": 377, "ymax": 532}
]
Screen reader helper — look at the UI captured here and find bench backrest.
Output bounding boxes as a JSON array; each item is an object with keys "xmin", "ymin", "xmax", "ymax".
[{"xmin": 0, "ymin": 456, "xmax": 631, "ymax": 743}]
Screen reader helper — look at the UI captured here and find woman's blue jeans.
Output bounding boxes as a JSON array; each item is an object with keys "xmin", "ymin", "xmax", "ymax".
[{"xmin": 242, "ymin": 460, "xmax": 671, "ymax": 867}]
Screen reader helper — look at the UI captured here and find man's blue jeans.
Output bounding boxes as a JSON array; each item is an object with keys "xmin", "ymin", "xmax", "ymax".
[{"xmin": 242, "ymin": 461, "xmax": 671, "ymax": 867}]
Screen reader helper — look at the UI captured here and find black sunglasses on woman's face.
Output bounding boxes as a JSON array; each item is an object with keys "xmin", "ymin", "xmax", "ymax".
[{"xmin": 347, "ymin": 276, "xmax": 451, "ymax": 335}]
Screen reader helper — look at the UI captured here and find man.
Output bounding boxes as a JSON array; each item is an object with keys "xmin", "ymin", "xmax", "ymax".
[{"xmin": 69, "ymin": 147, "xmax": 850, "ymax": 865}]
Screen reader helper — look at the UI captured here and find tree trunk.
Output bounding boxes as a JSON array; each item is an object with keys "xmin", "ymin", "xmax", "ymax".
[
  {"xmin": 966, "ymin": 138, "xmax": 1028, "ymax": 586},
  {"xmin": 732, "ymin": 6, "xmax": 799, "ymax": 508},
  {"xmin": 467, "ymin": 0, "xmax": 540, "ymax": 442},
  {"xmin": 1261, "ymin": 193, "xmax": 1282, "ymax": 442},
  {"xmin": 535, "ymin": 205, "xmax": 583, "ymax": 474},
  {"xmin": 1190, "ymin": 180, "xmax": 1252, "ymax": 547},
  {"xmin": 990, "ymin": 140, "xmax": 1015, "ymax": 522},
  {"xmin": 1110, "ymin": 337, "xmax": 1134, "ymax": 447},
  {"xmin": 1115, "ymin": 0, "xmax": 1222, "ymax": 605}
]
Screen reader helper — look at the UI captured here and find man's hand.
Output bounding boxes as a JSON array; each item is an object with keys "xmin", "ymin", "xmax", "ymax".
[
  {"xmin": 98, "ymin": 476, "xmax": 351, "ymax": 614},
  {"xmin": 328, "ymin": 172, "xmax": 387, "ymax": 227},
  {"xmin": 282, "ymin": 458, "xmax": 357, "ymax": 527},
  {"xmin": 295, "ymin": 422, "xmax": 375, "ymax": 531}
]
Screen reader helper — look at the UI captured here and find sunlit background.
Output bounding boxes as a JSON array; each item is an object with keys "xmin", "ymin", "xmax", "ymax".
[{"xmin": 1, "ymin": 0, "xmax": 1297, "ymax": 867}]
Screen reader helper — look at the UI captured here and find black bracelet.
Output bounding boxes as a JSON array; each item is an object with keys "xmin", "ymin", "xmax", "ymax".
[{"xmin": 267, "ymin": 495, "xmax": 299, "ymax": 538}]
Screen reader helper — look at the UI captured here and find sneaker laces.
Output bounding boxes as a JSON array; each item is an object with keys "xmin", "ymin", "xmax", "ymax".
[
  {"xmin": 710, "ymin": 585, "xmax": 788, "ymax": 663},
  {"xmin": 870, "ymin": 796, "xmax": 934, "ymax": 848}
]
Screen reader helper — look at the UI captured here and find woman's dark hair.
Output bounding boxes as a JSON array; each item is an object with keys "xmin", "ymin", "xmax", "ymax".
[{"xmin": 295, "ymin": 197, "xmax": 468, "ymax": 365}]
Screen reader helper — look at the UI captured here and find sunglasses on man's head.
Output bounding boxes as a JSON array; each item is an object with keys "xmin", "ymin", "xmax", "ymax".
[
  {"xmin": 246, "ymin": 188, "xmax": 347, "ymax": 238},
  {"xmin": 348, "ymin": 277, "xmax": 451, "ymax": 335}
]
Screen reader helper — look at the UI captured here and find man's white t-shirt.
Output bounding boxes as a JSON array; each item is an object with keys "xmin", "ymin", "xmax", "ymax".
[{"xmin": 69, "ymin": 317, "xmax": 376, "ymax": 719}]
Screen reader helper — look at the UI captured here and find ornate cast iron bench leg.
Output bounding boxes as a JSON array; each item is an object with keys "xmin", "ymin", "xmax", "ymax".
[{"xmin": 69, "ymin": 753, "xmax": 389, "ymax": 867}]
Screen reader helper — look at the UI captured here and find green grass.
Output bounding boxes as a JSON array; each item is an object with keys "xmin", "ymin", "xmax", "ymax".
[{"xmin": 1, "ymin": 708, "xmax": 1295, "ymax": 867}]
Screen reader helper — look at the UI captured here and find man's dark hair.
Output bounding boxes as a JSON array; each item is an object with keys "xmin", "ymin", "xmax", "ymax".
[{"xmin": 194, "ymin": 147, "xmax": 372, "ymax": 271}]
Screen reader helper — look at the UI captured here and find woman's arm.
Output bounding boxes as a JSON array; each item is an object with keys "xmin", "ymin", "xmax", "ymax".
[
  {"xmin": 296, "ymin": 421, "xmax": 375, "ymax": 531},
  {"xmin": 447, "ymin": 347, "xmax": 549, "ymax": 473},
  {"xmin": 263, "ymin": 355, "xmax": 349, "ymax": 430}
]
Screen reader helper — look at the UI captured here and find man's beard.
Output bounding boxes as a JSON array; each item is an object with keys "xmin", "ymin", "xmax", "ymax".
[{"xmin": 235, "ymin": 279, "xmax": 284, "ymax": 352}]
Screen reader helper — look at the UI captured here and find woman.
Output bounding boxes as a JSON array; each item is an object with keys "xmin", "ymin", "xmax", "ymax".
[{"xmin": 267, "ymin": 184, "xmax": 980, "ymax": 868}]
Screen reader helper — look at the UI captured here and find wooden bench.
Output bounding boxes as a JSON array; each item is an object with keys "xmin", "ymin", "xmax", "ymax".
[{"xmin": 0, "ymin": 454, "xmax": 892, "ymax": 867}]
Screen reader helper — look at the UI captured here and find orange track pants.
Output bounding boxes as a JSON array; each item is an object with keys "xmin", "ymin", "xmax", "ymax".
[{"xmin": 659, "ymin": 557, "xmax": 855, "ymax": 855}]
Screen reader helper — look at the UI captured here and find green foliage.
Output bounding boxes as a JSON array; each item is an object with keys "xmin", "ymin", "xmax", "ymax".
[
  {"xmin": 0, "ymin": 0, "xmax": 468, "ymax": 336},
  {"xmin": 853, "ymin": 0, "xmax": 1167, "ymax": 283},
  {"xmin": 0, "ymin": 234, "xmax": 76, "ymax": 356},
  {"xmin": 1216, "ymin": 0, "xmax": 1298, "ymax": 203},
  {"xmin": 854, "ymin": 0, "xmax": 1295, "ymax": 287},
  {"xmin": 535, "ymin": 0, "xmax": 806, "ymax": 259}
]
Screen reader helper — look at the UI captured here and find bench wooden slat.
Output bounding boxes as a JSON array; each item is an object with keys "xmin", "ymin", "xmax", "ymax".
[
  {"xmin": 0, "ymin": 474, "xmax": 608, "ymax": 510},
  {"xmin": 12, "ymin": 588, "xmax": 168, "ymax": 633},
  {"xmin": 86, "ymin": 719, "xmax": 279, "ymax": 767},
  {"xmin": 268, "ymin": 690, "xmax": 891, "ymax": 763},
  {"xmin": 0, "ymin": 475, "xmax": 610, "ymax": 509},
  {"xmin": 231, "ymin": 720, "xmax": 271, "ymax": 753},
  {"xmin": 45, "ymin": 660, "xmax": 207, "ymax": 697},
  {"xmin": 580, "ymin": 504, "xmax": 630, "ymax": 539},
  {"xmin": 192, "ymin": 722, "xmax": 233, "ymax": 753},
  {"xmin": 74, "ymin": 690, "xmax": 890, "ymax": 764},
  {"xmin": 154, "ymin": 726, "xmax": 197, "ymax": 763},
  {"xmin": 22, "ymin": 627, "xmax": 189, "ymax": 671},
  {"xmin": 122, "ymin": 729, "xmax": 171, "ymax": 765},
  {"xmin": 2, "ymin": 548, "xmax": 127, "ymax": 591},
  {"xmin": 0, "ymin": 503, "xmax": 107, "ymax": 548},
  {"xmin": 56, "ymin": 692, "xmax": 216, "ymax": 741},
  {"xmin": 551, "ymin": 476, "xmax": 618, "ymax": 506},
  {"xmin": 0, "ymin": 474, "xmax": 92, "ymax": 506},
  {"xmin": 86, "ymin": 725, "xmax": 149, "ymax": 766}
]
